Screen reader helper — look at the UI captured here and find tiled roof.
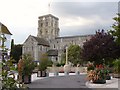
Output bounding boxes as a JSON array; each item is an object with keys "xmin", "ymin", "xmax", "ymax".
[
  {"xmin": 31, "ymin": 36, "xmax": 49, "ymax": 47},
  {"xmin": 0, "ymin": 22, "xmax": 12, "ymax": 35},
  {"xmin": 47, "ymin": 49, "xmax": 58, "ymax": 56}
]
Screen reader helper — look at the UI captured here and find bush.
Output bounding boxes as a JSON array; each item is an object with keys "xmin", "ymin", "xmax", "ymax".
[
  {"xmin": 87, "ymin": 62, "xmax": 95, "ymax": 71},
  {"xmin": 38, "ymin": 53, "xmax": 48, "ymax": 71},
  {"xmin": 47, "ymin": 60, "xmax": 53, "ymax": 67},
  {"xmin": 113, "ymin": 58, "xmax": 120, "ymax": 74},
  {"xmin": 19, "ymin": 54, "xmax": 35, "ymax": 76},
  {"xmin": 87, "ymin": 69, "xmax": 106, "ymax": 83}
]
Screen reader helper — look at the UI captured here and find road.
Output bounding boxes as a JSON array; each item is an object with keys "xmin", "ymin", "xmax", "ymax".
[{"xmin": 28, "ymin": 74, "xmax": 89, "ymax": 88}]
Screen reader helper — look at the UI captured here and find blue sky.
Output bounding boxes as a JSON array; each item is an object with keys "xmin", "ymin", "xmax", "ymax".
[{"xmin": 0, "ymin": 0, "xmax": 119, "ymax": 44}]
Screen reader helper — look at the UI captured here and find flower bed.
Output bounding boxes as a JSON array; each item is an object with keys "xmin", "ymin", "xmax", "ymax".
[{"xmin": 87, "ymin": 64, "xmax": 110, "ymax": 84}]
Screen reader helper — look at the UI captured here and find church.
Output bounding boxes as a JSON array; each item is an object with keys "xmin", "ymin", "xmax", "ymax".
[{"xmin": 22, "ymin": 14, "xmax": 92, "ymax": 62}]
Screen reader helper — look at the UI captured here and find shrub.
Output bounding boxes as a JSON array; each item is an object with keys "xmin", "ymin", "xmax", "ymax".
[
  {"xmin": 113, "ymin": 58, "xmax": 120, "ymax": 74},
  {"xmin": 18, "ymin": 54, "xmax": 35, "ymax": 76},
  {"xmin": 87, "ymin": 62, "xmax": 95, "ymax": 71},
  {"xmin": 38, "ymin": 53, "xmax": 48, "ymax": 71}
]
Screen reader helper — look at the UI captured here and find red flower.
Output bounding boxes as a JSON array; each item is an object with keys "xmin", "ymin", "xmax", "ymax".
[{"xmin": 96, "ymin": 65, "xmax": 99, "ymax": 68}]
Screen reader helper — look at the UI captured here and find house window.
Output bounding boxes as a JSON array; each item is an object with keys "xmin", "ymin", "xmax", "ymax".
[
  {"xmin": 56, "ymin": 57, "xmax": 57, "ymax": 61},
  {"xmin": 46, "ymin": 48, "xmax": 47, "ymax": 51},
  {"xmin": 40, "ymin": 46, "xmax": 42, "ymax": 51},
  {"xmin": 54, "ymin": 44, "xmax": 55, "ymax": 48}
]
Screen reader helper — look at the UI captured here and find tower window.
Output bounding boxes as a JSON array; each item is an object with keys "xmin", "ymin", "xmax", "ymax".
[
  {"xmin": 46, "ymin": 22, "xmax": 48, "ymax": 26},
  {"xmin": 41, "ymin": 23, "xmax": 43, "ymax": 27}
]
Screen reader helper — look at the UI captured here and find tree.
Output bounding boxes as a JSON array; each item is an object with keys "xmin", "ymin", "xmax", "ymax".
[
  {"xmin": 110, "ymin": 13, "xmax": 120, "ymax": 45},
  {"xmin": 38, "ymin": 53, "xmax": 49, "ymax": 71},
  {"xmin": 68, "ymin": 45, "xmax": 82, "ymax": 66},
  {"xmin": 0, "ymin": 34, "xmax": 26, "ymax": 89},
  {"xmin": 11, "ymin": 44, "xmax": 22, "ymax": 63},
  {"xmin": 109, "ymin": 13, "xmax": 120, "ymax": 58},
  {"xmin": 81, "ymin": 30, "xmax": 119, "ymax": 65},
  {"xmin": 10, "ymin": 39, "xmax": 14, "ymax": 57}
]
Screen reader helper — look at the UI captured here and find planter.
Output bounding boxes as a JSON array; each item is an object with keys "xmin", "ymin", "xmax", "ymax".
[
  {"xmin": 17, "ymin": 74, "xmax": 23, "ymax": 83},
  {"xmin": 75, "ymin": 71, "xmax": 80, "ymax": 75},
  {"xmin": 37, "ymin": 71, "xmax": 47, "ymax": 77},
  {"xmin": 54, "ymin": 72, "xmax": 58, "ymax": 76},
  {"xmin": 64, "ymin": 72, "xmax": 69, "ymax": 75},
  {"xmin": 113, "ymin": 73, "xmax": 120, "ymax": 78},
  {"xmin": 23, "ymin": 75, "xmax": 31, "ymax": 84},
  {"xmin": 105, "ymin": 75, "xmax": 111, "ymax": 80},
  {"xmin": 92, "ymin": 79, "xmax": 106, "ymax": 84}
]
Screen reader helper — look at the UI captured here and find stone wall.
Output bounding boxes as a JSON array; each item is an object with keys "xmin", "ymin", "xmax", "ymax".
[{"xmin": 47, "ymin": 67, "xmax": 87, "ymax": 73}]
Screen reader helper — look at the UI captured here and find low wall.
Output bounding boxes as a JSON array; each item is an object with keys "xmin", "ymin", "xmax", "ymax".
[{"xmin": 47, "ymin": 67, "xmax": 87, "ymax": 73}]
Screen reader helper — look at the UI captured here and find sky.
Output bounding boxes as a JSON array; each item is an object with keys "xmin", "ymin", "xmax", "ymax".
[{"xmin": 0, "ymin": 0, "xmax": 119, "ymax": 44}]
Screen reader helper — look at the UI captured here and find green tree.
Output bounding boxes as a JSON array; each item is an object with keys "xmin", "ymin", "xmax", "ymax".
[
  {"xmin": 110, "ymin": 13, "xmax": 120, "ymax": 45},
  {"xmin": 38, "ymin": 53, "xmax": 49, "ymax": 71},
  {"xmin": 10, "ymin": 39, "xmax": 14, "ymax": 57},
  {"xmin": 22, "ymin": 54, "xmax": 35, "ymax": 76},
  {"xmin": 68, "ymin": 45, "xmax": 82, "ymax": 66},
  {"xmin": 11, "ymin": 44, "xmax": 22, "ymax": 63},
  {"xmin": 0, "ymin": 34, "xmax": 26, "ymax": 89}
]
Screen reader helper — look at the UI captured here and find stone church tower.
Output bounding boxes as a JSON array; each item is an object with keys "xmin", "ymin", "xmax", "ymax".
[{"xmin": 37, "ymin": 14, "xmax": 59, "ymax": 40}]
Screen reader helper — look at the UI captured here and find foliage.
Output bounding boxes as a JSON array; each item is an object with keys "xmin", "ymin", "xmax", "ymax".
[
  {"xmin": 110, "ymin": 13, "xmax": 120, "ymax": 45},
  {"xmin": 87, "ymin": 62, "xmax": 95, "ymax": 71},
  {"xmin": 81, "ymin": 30, "xmax": 119, "ymax": 65},
  {"xmin": 87, "ymin": 70, "xmax": 105, "ymax": 82},
  {"xmin": 60, "ymin": 53, "xmax": 66, "ymax": 65},
  {"xmin": 10, "ymin": 39, "xmax": 14, "ymax": 58},
  {"xmin": 113, "ymin": 58, "xmax": 120, "ymax": 74},
  {"xmin": 20, "ymin": 54, "xmax": 35, "ymax": 76},
  {"xmin": 87, "ymin": 65, "xmax": 106, "ymax": 82},
  {"xmin": 2, "ymin": 59, "xmax": 27, "ymax": 89},
  {"xmin": 68, "ymin": 45, "xmax": 82, "ymax": 66},
  {"xmin": 47, "ymin": 60, "xmax": 53, "ymax": 67},
  {"xmin": 38, "ymin": 53, "xmax": 49, "ymax": 71},
  {"xmin": 0, "ymin": 34, "xmax": 26, "ymax": 89},
  {"xmin": 87, "ymin": 64, "xmax": 111, "ymax": 82},
  {"xmin": 10, "ymin": 44, "xmax": 22, "ymax": 63}
]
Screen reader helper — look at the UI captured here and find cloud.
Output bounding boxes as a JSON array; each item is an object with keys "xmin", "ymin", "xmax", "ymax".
[
  {"xmin": 51, "ymin": 2, "xmax": 118, "ymax": 36},
  {"xmin": 0, "ymin": 0, "xmax": 118, "ymax": 44},
  {"xmin": 60, "ymin": 17, "xmax": 95, "ymax": 27}
]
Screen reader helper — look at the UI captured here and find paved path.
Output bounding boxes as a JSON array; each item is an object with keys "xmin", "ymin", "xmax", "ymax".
[{"xmin": 28, "ymin": 74, "xmax": 89, "ymax": 88}]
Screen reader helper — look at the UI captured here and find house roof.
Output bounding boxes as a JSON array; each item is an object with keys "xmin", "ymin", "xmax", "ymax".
[
  {"xmin": 31, "ymin": 35, "xmax": 49, "ymax": 47},
  {"xmin": 0, "ymin": 22, "xmax": 12, "ymax": 35},
  {"xmin": 47, "ymin": 49, "xmax": 58, "ymax": 56}
]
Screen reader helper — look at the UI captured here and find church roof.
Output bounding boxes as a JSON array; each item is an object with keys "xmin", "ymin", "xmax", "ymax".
[
  {"xmin": 47, "ymin": 49, "xmax": 58, "ymax": 56},
  {"xmin": 56, "ymin": 35, "xmax": 93, "ymax": 39},
  {"xmin": 31, "ymin": 36, "xmax": 49, "ymax": 47},
  {"xmin": 0, "ymin": 22, "xmax": 12, "ymax": 35}
]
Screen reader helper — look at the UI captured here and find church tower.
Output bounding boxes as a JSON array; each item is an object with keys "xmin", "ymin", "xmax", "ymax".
[{"xmin": 37, "ymin": 14, "xmax": 59, "ymax": 40}]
